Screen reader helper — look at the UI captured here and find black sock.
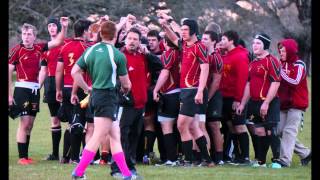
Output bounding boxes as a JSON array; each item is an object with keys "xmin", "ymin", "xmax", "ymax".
[
  {"xmin": 17, "ymin": 142, "xmax": 27, "ymax": 159},
  {"xmin": 260, "ymin": 135, "xmax": 271, "ymax": 165},
  {"xmin": 144, "ymin": 130, "xmax": 156, "ymax": 156},
  {"xmin": 163, "ymin": 133, "xmax": 177, "ymax": 161},
  {"xmin": 214, "ymin": 151, "xmax": 223, "ymax": 163},
  {"xmin": 51, "ymin": 126, "xmax": 61, "ymax": 157},
  {"xmin": 94, "ymin": 149, "xmax": 101, "ymax": 161},
  {"xmin": 270, "ymin": 134, "xmax": 280, "ymax": 160},
  {"xmin": 26, "ymin": 135, "xmax": 30, "ymax": 158},
  {"xmin": 82, "ymin": 132, "xmax": 86, "ymax": 149},
  {"xmin": 195, "ymin": 136, "xmax": 211, "ymax": 162},
  {"xmin": 238, "ymin": 132, "xmax": 249, "ymax": 159},
  {"xmin": 231, "ymin": 133, "xmax": 240, "ymax": 160},
  {"xmin": 181, "ymin": 140, "xmax": 193, "ymax": 162},
  {"xmin": 62, "ymin": 129, "xmax": 71, "ymax": 159},
  {"xmin": 70, "ymin": 132, "xmax": 83, "ymax": 161},
  {"xmin": 249, "ymin": 132, "xmax": 258, "ymax": 159},
  {"xmin": 101, "ymin": 151, "xmax": 108, "ymax": 161}
]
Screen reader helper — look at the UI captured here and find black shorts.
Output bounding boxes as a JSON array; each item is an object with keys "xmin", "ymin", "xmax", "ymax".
[
  {"xmin": 145, "ymin": 89, "xmax": 158, "ymax": 116},
  {"xmin": 60, "ymin": 87, "xmax": 87, "ymax": 124},
  {"xmin": 222, "ymin": 97, "xmax": 246, "ymax": 126},
  {"xmin": 86, "ymin": 102, "xmax": 94, "ymax": 123},
  {"xmin": 246, "ymin": 97, "xmax": 280, "ymax": 129},
  {"xmin": 179, "ymin": 88, "xmax": 208, "ymax": 117},
  {"xmin": 43, "ymin": 76, "xmax": 59, "ymax": 104},
  {"xmin": 90, "ymin": 88, "xmax": 118, "ymax": 121},
  {"xmin": 157, "ymin": 92, "xmax": 180, "ymax": 121},
  {"xmin": 206, "ymin": 90, "xmax": 223, "ymax": 122},
  {"xmin": 48, "ymin": 102, "xmax": 60, "ymax": 117},
  {"xmin": 13, "ymin": 87, "xmax": 40, "ymax": 117}
]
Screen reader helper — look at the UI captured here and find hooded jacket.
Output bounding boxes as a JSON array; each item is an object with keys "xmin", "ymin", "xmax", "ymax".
[
  {"xmin": 277, "ymin": 39, "xmax": 309, "ymax": 110},
  {"xmin": 220, "ymin": 45, "xmax": 249, "ymax": 102}
]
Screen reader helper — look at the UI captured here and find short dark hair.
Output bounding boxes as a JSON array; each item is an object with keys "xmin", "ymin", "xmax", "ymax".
[
  {"xmin": 147, "ymin": 30, "xmax": 161, "ymax": 41},
  {"xmin": 127, "ymin": 27, "xmax": 142, "ymax": 40},
  {"xmin": 222, "ymin": 30, "xmax": 239, "ymax": 46},
  {"xmin": 100, "ymin": 21, "xmax": 117, "ymax": 41},
  {"xmin": 203, "ymin": 30, "xmax": 220, "ymax": 42},
  {"xmin": 73, "ymin": 19, "xmax": 92, "ymax": 37}
]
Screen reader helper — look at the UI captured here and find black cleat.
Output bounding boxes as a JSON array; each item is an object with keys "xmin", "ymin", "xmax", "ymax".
[
  {"xmin": 301, "ymin": 152, "xmax": 311, "ymax": 166},
  {"xmin": 45, "ymin": 154, "xmax": 59, "ymax": 161}
]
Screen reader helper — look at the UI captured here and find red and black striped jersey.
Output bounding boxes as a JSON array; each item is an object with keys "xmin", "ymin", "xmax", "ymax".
[
  {"xmin": 207, "ymin": 50, "xmax": 223, "ymax": 86},
  {"xmin": 9, "ymin": 43, "xmax": 48, "ymax": 83},
  {"xmin": 160, "ymin": 48, "xmax": 180, "ymax": 93},
  {"xmin": 179, "ymin": 40, "xmax": 209, "ymax": 88},
  {"xmin": 248, "ymin": 54, "xmax": 281, "ymax": 101},
  {"xmin": 58, "ymin": 39, "xmax": 91, "ymax": 86}
]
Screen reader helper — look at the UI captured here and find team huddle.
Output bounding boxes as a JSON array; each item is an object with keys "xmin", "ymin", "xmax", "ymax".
[{"xmin": 8, "ymin": 12, "xmax": 311, "ymax": 180}]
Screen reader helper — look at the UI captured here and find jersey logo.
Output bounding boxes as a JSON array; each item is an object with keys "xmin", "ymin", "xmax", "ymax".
[
  {"xmin": 95, "ymin": 48, "xmax": 104, "ymax": 52},
  {"xmin": 128, "ymin": 66, "xmax": 134, "ymax": 71}
]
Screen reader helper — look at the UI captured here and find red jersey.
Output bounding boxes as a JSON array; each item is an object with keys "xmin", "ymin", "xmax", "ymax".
[
  {"xmin": 220, "ymin": 46, "xmax": 249, "ymax": 101},
  {"xmin": 42, "ymin": 45, "xmax": 62, "ymax": 76},
  {"xmin": 248, "ymin": 54, "xmax": 281, "ymax": 101},
  {"xmin": 207, "ymin": 50, "xmax": 223, "ymax": 86},
  {"xmin": 277, "ymin": 39, "xmax": 308, "ymax": 110},
  {"xmin": 9, "ymin": 43, "xmax": 48, "ymax": 83},
  {"xmin": 179, "ymin": 40, "xmax": 209, "ymax": 88},
  {"xmin": 58, "ymin": 39, "xmax": 91, "ymax": 86},
  {"xmin": 121, "ymin": 48, "xmax": 150, "ymax": 109},
  {"xmin": 160, "ymin": 49, "xmax": 180, "ymax": 93}
]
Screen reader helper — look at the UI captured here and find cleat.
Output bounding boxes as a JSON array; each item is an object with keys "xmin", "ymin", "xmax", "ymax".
[
  {"xmin": 251, "ymin": 160, "xmax": 267, "ymax": 168},
  {"xmin": 44, "ymin": 154, "xmax": 59, "ymax": 161},
  {"xmin": 71, "ymin": 172, "xmax": 86, "ymax": 180},
  {"xmin": 60, "ymin": 157, "xmax": 70, "ymax": 164},
  {"xmin": 112, "ymin": 172, "xmax": 124, "ymax": 179},
  {"xmin": 26, "ymin": 158, "xmax": 35, "ymax": 164},
  {"xmin": 197, "ymin": 160, "xmax": 215, "ymax": 167},
  {"xmin": 269, "ymin": 162, "xmax": 282, "ymax": 169},
  {"xmin": 99, "ymin": 159, "xmax": 107, "ymax": 165},
  {"xmin": 123, "ymin": 174, "xmax": 143, "ymax": 180},
  {"xmin": 18, "ymin": 158, "xmax": 31, "ymax": 165},
  {"xmin": 142, "ymin": 155, "xmax": 150, "ymax": 165},
  {"xmin": 215, "ymin": 160, "xmax": 224, "ymax": 165},
  {"xmin": 301, "ymin": 152, "xmax": 311, "ymax": 166}
]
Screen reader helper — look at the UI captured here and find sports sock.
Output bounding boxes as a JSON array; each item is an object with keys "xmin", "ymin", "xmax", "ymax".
[
  {"xmin": 71, "ymin": 132, "xmax": 83, "ymax": 161},
  {"xmin": 270, "ymin": 134, "xmax": 280, "ymax": 160},
  {"xmin": 51, "ymin": 126, "xmax": 61, "ymax": 157},
  {"xmin": 163, "ymin": 133, "xmax": 177, "ymax": 161},
  {"xmin": 231, "ymin": 133, "xmax": 240, "ymax": 160},
  {"xmin": 144, "ymin": 130, "xmax": 156, "ymax": 156},
  {"xmin": 238, "ymin": 132, "xmax": 249, "ymax": 159},
  {"xmin": 73, "ymin": 149, "xmax": 95, "ymax": 176},
  {"xmin": 195, "ymin": 136, "xmax": 211, "ymax": 162},
  {"xmin": 63, "ymin": 129, "xmax": 71, "ymax": 158},
  {"xmin": 26, "ymin": 135, "xmax": 30, "ymax": 158},
  {"xmin": 17, "ymin": 142, "xmax": 27, "ymax": 159},
  {"xmin": 112, "ymin": 152, "xmax": 132, "ymax": 177},
  {"xmin": 94, "ymin": 149, "xmax": 100, "ymax": 161},
  {"xmin": 249, "ymin": 131, "xmax": 258, "ymax": 159},
  {"xmin": 214, "ymin": 151, "xmax": 223, "ymax": 162},
  {"xmin": 260, "ymin": 135, "xmax": 271, "ymax": 165},
  {"xmin": 181, "ymin": 140, "xmax": 193, "ymax": 162}
]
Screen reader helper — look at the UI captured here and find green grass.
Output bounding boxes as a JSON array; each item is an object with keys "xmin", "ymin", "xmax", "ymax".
[{"xmin": 9, "ymin": 80, "xmax": 311, "ymax": 180}]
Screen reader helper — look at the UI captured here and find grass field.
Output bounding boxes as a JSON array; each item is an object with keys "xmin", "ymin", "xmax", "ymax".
[{"xmin": 9, "ymin": 80, "xmax": 311, "ymax": 180}]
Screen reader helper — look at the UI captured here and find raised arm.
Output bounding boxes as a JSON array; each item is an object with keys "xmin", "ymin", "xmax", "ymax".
[{"xmin": 47, "ymin": 17, "xmax": 69, "ymax": 50}]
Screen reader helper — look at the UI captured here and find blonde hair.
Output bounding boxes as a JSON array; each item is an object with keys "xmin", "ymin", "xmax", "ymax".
[{"xmin": 21, "ymin": 23, "xmax": 38, "ymax": 36}]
